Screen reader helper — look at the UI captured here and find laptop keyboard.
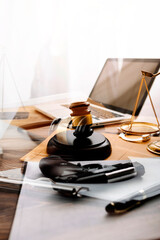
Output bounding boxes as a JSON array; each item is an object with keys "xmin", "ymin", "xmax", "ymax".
[
  {"xmin": 62, "ymin": 104, "xmax": 122, "ymax": 120},
  {"xmin": 89, "ymin": 105, "xmax": 122, "ymax": 119}
]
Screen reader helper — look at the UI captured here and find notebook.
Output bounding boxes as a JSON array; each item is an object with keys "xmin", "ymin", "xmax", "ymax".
[{"xmin": 35, "ymin": 58, "xmax": 160, "ymax": 127}]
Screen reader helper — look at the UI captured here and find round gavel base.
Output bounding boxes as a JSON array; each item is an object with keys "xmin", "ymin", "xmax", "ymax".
[{"xmin": 47, "ymin": 130, "xmax": 111, "ymax": 161}]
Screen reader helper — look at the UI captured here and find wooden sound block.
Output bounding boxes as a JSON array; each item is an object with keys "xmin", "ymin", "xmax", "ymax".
[{"xmin": 47, "ymin": 130, "xmax": 111, "ymax": 160}]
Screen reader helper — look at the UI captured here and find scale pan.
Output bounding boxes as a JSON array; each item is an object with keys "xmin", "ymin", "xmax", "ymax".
[
  {"xmin": 147, "ymin": 141, "xmax": 160, "ymax": 155},
  {"xmin": 120, "ymin": 122, "xmax": 159, "ymax": 135}
]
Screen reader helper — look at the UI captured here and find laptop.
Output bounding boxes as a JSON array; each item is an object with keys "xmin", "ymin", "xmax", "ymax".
[{"xmin": 35, "ymin": 58, "xmax": 160, "ymax": 127}]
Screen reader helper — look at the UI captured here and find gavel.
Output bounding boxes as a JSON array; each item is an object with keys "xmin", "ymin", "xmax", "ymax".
[
  {"xmin": 69, "ymin": 101, "xmax": 93, "ymax": 138},
  {"xmin": 47, "ymin": 101, "xmax": 111, "ymax": 160}
]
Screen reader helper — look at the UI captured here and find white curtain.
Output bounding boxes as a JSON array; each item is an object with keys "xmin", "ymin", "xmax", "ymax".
[{"xmin": 0, "ymin": 0, "xmax": 160, "ymax": 105}]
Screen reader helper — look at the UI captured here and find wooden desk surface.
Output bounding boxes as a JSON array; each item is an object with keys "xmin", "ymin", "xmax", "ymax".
[
  {"xmin": 21, "ymin": 123, "xmax": 159, "ymax": 162},
  {"xmin": 1, "ymin": 99, "xmax": 160, "ymax": 240}
]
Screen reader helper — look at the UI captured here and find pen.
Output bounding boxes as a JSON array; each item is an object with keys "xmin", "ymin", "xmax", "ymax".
[{"xmin": 105, "ymin": 182, "xmax": 160, "ymax": 214}]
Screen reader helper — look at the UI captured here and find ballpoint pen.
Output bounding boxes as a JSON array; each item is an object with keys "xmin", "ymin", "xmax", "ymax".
[{"xmin": 105, "ymin": 181, "xmax": 160, "ymax": 214}]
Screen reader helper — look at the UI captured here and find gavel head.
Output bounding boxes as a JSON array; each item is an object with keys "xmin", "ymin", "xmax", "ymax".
[{"xmin": 69, "ymin": 101, "xmax": 93, "ymax": 138}]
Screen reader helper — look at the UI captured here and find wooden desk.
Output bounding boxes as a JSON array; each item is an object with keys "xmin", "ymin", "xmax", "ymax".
[
  {"xmin": 21, "ymin": 122, "xmax": 159, "ymax": 163},
  {"xmin": 1, "ymin": 95, "xmax": 160, "ymax": 240}
]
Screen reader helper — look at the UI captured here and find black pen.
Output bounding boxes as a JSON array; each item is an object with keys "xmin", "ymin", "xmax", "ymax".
[{"xmin": 105, "ymin": 182, "xmax": 160, "ymax": 214}]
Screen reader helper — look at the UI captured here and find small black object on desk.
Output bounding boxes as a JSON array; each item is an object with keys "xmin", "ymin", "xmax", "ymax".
[{"xmin": 47, "ymin": 101, "xmax": 111, "ymax": 160}]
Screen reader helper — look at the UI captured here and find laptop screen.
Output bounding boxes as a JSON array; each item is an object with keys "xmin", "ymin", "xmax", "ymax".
[{"xmin": 89, "ymin": 58, "xmax": 160, "ymax": 115}]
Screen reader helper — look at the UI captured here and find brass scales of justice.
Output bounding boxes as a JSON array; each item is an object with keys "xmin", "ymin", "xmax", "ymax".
[{"xmin": 119, "ymin": 70, "xmax": 160, "ymax": 155}]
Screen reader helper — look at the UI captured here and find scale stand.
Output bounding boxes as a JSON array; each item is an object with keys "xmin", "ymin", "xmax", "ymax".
[{"xmin": 120, "ymin": 70, "xmax": 160, "ymax": 136}]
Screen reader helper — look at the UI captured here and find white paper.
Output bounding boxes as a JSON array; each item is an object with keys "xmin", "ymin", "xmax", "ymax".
[{"xmin": 9, "ymin": 157, "xmax": 160, "ymax": 240}]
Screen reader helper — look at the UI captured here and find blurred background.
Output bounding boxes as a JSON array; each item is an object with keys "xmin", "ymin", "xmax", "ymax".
[{"xmin": 0, "ymin": 0, "xmax": 160, "ymax": 107}]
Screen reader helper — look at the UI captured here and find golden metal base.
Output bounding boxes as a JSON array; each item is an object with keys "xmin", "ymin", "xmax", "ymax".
[
  {"xmin": 120, "ymin": 122, "xmax": 159, "ymax": 135},
  {"xmin": 147, "ymin": 141, "xmax": 160, "ymax": 155},
  {"xmin": 119, "ymin": 132, "xmax": 150, "ymax": 143}
]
